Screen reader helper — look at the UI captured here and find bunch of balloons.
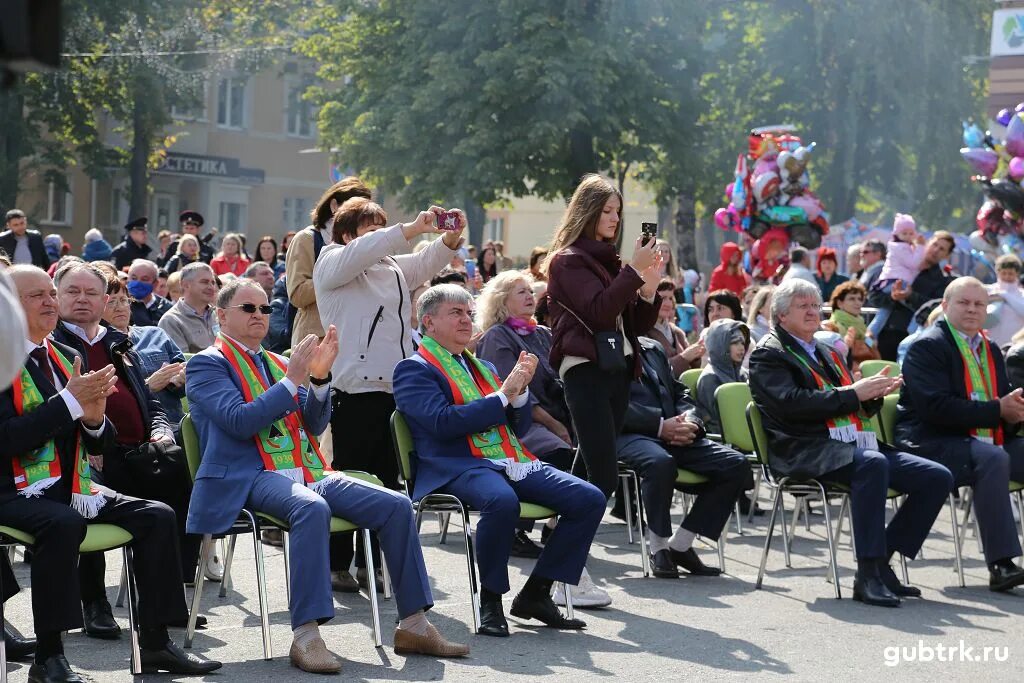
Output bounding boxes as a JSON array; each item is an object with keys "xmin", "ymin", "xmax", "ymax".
[
  {"xmin": 960, "ymin": 110, "xmax": 1024, "ymax": 243},
  {"xmin": 714, "ymin": 125, "xmax": 830, "ymax": 255}
]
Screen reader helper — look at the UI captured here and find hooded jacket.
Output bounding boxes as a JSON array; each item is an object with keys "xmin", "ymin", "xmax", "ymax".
[
  {"xmin": 696, "ymin": 319, "xmax": 749, "ymax": 434},
  {"xmin": 82, "ymin": 238, "xmax": 114, "ymax": 263},
  {"xmin": 708, "ymin": 242, "xmax": 751, "ymax": 296}
]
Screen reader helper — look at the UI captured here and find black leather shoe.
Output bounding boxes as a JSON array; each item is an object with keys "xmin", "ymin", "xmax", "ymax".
[
  {"xmin": 650, "ymin": 549, "xmax": 679, "ymax": 579},
  {"xmin": 989, "ymin": 560, "xmax": 1024, "ymax": 592},
  {"xmin": 540, "ymin": 524, "xmax": 555, "ymax": 546},
  {"xmin": 853, "ymin": 572, "xmax": 901, "ymax": 607},
  {"xmin": 140, "ymin": 640, "xmax": 223, "ymax": 674},
  {"xmin": 509, "ymin": 591, "xmax": 586, "ymax": 629},
  {"xmin": 27, "ymin": 654, "xmax": 86, "ymax": 683},
  {"xmin": 879, "ymin": 562, "xmax": 921, "ymax": 598},
  {"xmin": 82, "ymin": 599, "xmax": 121, "ymax": 639},
  {"xmin": 167, "ymin": 615, "xmax": 208, "ymax": 629},
  {"xmin": 478, "ymin": 595, "xmax": 510, "ymax": 637},
  {"xmin": 4, "ymin": 621, "xmax": 35, "ymax": 661},
  {"xmin": 669, "ymin": 547, "xmax": 722, "ymax": 576},
  {"xmin": 510, "ymin": 530, "xmax": 543, "ymax": 559}
]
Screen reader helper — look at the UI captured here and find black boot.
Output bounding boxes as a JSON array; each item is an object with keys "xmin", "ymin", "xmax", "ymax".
[
  {"xmin": 477, "ymin": 588, "xmax": 509, "ymax": 637},
  {"xmin": 989, "ymin": 559, "xmax": 1024, "ymax": 592},
  {"xmin": 853, "ymin": 559, "xmax": 900, "ymax": 607},
  {"xmin": 82, "ymin": 599, "xmax": 121, "ymax": 639},
  {"xmin": 4, "ymin": 621, "xmax": 35, "ymax": 661},
  {"xmin": 878, "ymin": 559, "xmax": 921, "ymax": 598}
]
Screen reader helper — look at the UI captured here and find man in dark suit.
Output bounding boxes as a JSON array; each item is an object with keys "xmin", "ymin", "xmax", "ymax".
[
  {"xmin": 394, "ymin": 284, "xmax": 606, "ymax": 638},
  {"xmin": 617, "ymin": 337, "xmax": 750, "ymax": 578},
  {"xmin": 896, "ymin": 276, "xmax": 1024, "ymax": 591},
  {"xmin": 0, "ymin": 209, "xmax": 51, "ymax": 269},
  {"xmin": 0, "ymin": 265, "xmax": 220, "ymax": 681},
  {"xmin": 51, "ymin": 261, "xmax": 203, "ymax": 639},
  {"xmin": 749, "ymin": 278, "xmax": 952, "ymax": 607}
]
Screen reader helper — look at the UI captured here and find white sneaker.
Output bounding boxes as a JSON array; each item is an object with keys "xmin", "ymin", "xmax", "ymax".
[
  {"xmin": 551, "ymin": 568, "xmax": 611, "ymax": 609},
  {"xmin": 204, "ymin": 553, "xmax": 225, "ymax": 582}
]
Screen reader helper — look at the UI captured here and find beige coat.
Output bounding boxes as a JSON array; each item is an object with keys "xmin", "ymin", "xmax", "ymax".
[{"xmin": 285, "ymin": 226, "xmax": 325, "ymax": 345}]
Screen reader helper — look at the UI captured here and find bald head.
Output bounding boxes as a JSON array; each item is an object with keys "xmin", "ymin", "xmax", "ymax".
[{"xmin": 942, "ymin": 276, "xmax": 988, "ymax": 336}]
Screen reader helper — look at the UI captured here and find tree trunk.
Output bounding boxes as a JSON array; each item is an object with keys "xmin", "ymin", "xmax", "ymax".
[
  {"xmin": 566, "ymin": 128, "xmax": 597, "ymax": 197},
  {"xmin": 673, "ymin": 189, "xmax": 697, "ymax": 271},
  {"xmin": 0, "ymin": 86, "xmax": 26, "ymax": 214},
  {"xmin": 615, "ymin": 162, "xmax": 629, "ymax": 251},
  {"xmin": 128, "ymin": 89, "xmax": 150, "ymax": 219}
]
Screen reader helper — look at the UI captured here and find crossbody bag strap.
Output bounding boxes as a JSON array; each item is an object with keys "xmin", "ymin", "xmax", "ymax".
[{"xmin": 548, "ymin": 293, "xmax": 594, "ymax": 335}]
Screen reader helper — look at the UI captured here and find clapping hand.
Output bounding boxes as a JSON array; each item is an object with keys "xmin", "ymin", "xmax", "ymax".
[
  {"xmin": 999, "ymin": 388, "xmax": 1024, "ymax": 424},
  {"xmin": 851, "ymin": 365, "xmax": 902, "ymax": 402},
  {"xmin": 309, "ymin": 325, "xmax": 339, "ymax": 380},
  {"xmin": 500, "ymin": 351, "xmax": 538, "ymax": 401},
  {"xmin": 285, "ymin": 334, "xmax": 319, "ymax": 386}
]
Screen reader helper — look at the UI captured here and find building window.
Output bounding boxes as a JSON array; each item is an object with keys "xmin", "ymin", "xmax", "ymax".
[
  {"xmin": 282, "ymin": 197, "xmax": 312, "ymax": 230},
  {"xmin": 484, "ymin": 217, "xmax": 504, "ymax": 243},
  {"xmin": 285, "ymin": 77, "xmax": 315, "ymax": 137},
  {"xmin": 216, "ymin": 77, "xmax": 246, "ymax": 129},
  {"xmin": 219, "ymin": 202, "xmax": 247, "ymax": 234},
  {"xmin": 46, "ymin": 182, "xmax": 72, "ymax": 225}
]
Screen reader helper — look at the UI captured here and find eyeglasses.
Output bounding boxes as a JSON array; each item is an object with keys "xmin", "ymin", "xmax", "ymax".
[
  {"xmin": 107, "ymin": 297, "xmax": 133, "ymax": 308},
  {"xmin": 225, "ymin": 303, "xmax": 273, "ymax": 315}
]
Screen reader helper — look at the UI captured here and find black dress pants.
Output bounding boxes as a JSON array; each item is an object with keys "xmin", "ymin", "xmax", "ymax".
[
  {"xmin": 564, "ymin": 361, "xmax": 633, "ymax": 498},
  {"xmin": 329, "ymin": 390, "xmax": 401, "ymax": 572}
]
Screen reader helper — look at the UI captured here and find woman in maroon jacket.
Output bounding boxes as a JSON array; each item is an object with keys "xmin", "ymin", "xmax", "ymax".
[{"xmin": 543, "ymin": 174, "xmax": 662, "ymax": 498}]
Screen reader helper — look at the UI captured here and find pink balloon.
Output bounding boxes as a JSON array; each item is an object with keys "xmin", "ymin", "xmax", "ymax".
[
  {"xmin": 960, "ymin": 147, "xmax": 999, "ymax": 176},
  {"xmin": 1006, "ymin": 113, "xmax": 1024, "ymax": 157},
  {"xmin": 727, "ymin": 206, "xmax": 742, "ymax": 231},
  {"xmin": 753, "ymin": 157, "xmax": 779, "ymax": 177},
  {"xmin": 1010, "ymin": 157, "xmax": 1024, "ymax": 181},
  {"xmin": 725, "ymin": 182, "xmax": 734, "ymax": 200},
  {"xmin": 788, "ymin": 194, "xmax": 823, "ymax": 221},
  {"xmin": 714, "ymin": 207, "xmax": 730, "ymax": 230}
]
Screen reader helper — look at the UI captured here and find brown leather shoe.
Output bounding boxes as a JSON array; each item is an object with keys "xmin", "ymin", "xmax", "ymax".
[
  {"xmin": 393, "ymin": 623, "xmax": 469, "ymax": 658},
  {"xmin": 330, "ymin": 570, "xmax": 360, "ymax": 593},
  {"xmin": 289, "ymin": 637, "xmax": 342, "ymax": 673}
]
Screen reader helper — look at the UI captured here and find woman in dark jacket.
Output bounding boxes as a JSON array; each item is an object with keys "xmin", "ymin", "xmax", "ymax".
[{"xmin": 543, "ymin": 174, "xmax": 661, "ymax": 499}]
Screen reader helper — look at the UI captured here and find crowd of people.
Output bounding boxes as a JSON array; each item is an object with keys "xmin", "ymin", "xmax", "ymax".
[{"xmin": 1, "ymin": 173, "xmax": 1024, "ymax": 680}]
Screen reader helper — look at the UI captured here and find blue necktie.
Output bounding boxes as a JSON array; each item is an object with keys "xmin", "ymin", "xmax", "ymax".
[{"xmin": 249, "ymin": 350, "xmax": 271, "ymax": 385}]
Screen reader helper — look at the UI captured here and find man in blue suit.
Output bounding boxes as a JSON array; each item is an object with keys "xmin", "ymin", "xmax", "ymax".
[
  {"xmin": 185, "ymin": 279, "xmax": 468, "ymax": 674},
  {"xmin": 394, "ymin": 284, "xmax": 606, "ymax": 638}
]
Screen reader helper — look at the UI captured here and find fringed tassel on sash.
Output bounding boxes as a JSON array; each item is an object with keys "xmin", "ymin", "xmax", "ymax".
[
  {"xmin": 502, "ymin": 459, "xmax": 544, "ymax": 482},
  {"xmin": 16, "ymin": 475, "xmax": 60, "ymax": 498},
  {"xmin": 71, "ymin": 490, "xmax": 107, "ymax": 519}
]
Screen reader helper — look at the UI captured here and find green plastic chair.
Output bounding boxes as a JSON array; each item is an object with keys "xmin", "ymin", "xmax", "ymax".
[
  {"xmin": 680, "ymin": 368, "xmax": 702, "ymax": 396},
  {"xmin": 390, "ymin": 411, "xmax": 575, "ymax": 633},
  {"xmin": 0, "ymin": 524, "xmax": 141, "ymax": 675},
  {"xmin": 181, "ymin": 414, "xmax": 388, "ymax": 657},
  {"xmin": 859, "ymin": 359, "xmax": 899, "ymax": 378},
  {"xmin": 714, "ymin": 382, "xmax": 760, "ymax": 529}
]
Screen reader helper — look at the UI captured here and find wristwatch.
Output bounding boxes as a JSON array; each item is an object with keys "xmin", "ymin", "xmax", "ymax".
[{"xmin": 309, "ymin": 374, "xmax": 332, "ymax": 386}]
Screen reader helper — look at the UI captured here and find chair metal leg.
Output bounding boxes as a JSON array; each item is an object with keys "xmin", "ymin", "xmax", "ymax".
[
  {"xmin": 949, "ymin": 494, "xmax": 966, "ymax": 587},
  {"xmin": 381, "ymin": 554, "xmax": 393, "ymax": 600},
  {"xmin": 123, "ymin": 547, "xmax": 142, "ymax": 675},
  {"xmin": 817, "ymin": 483, "xmax": 842, "ymax": 599},
  {"xmin": 747, "ymin": 468, "xmax": 763, "ymax": 523},
  {"xmin": 832, "ymin": 495, "xmax": 849, "ymax": 557},
  {"xmin": 115, "ymin": 563, "xmax": 127, "ymax": 608},
  {"xmin": 755, "ymin": 484, "xmax": 784, "ymax": 589},
  {"xmin": 780, "ymin": 493, "xmax": 793, "ymax": 568},
  {"xmin": 717, "ymin": 526, "xmax": 726, "ymax": 573},
  {"xmin": 220, "ymin": 534, "xmax": 238, "ymax": 596},
  {"xmin": 461, "ymin": 508, "xmax": 481, "ymax": 633},
  {"xmin": 631, "ymin": 472, "xmax": 651, "ymax": 578},
  {"xmin": 244, "ymin": 512, "xmax": 273, "ymax": 660},
  {"xmin": 282, "ymin": 531, "xmax": 291, "ymax": 606},
  {"xmin": 1017, "ymin": 491, "xmax": 1024, "ymax": 543},
  {"xmin": 890, "ymin": 497, "xmax": 910, "ymax": 585},
  {"xmin": 185, "ymin": 535, "xmax": 212, "ymax": 648},
  {"xmin": 439, "ymin": 512, "xmax": 451, "ymax": 545},
  {"xmin": 361, "ymin": 529, "xmax": 383, "ymax": 648},
  {"xmin": 415, "ymin": 505, "xmax": 425, "ymax": 534},
  {"xmin": 562, "ymin": 582, "xmax": 574, "ymax": 621},
  {"xmin": 621, "ymin": 473, "xmax": 635, "ymax": 545},
  {"xmin": 734, "ymin": 500, "xmax": 743, "ymax": 536},
  {"xmin": 1, "ymin": 546, "xmax": 7, "ymax": 683}
]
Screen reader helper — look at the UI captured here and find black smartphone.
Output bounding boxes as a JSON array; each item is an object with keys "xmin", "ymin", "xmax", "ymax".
[{"xmin": 641, "ymin": 222, "xmax": 657, "ymax": 246}]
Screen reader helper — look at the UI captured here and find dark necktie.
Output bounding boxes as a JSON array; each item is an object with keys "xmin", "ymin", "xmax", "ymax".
[{"xmin": 30, "ymin": 346, "xmax": 55, "ymax": 388}]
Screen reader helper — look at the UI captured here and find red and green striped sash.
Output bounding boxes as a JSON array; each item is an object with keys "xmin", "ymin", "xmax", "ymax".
[
  {"xmin": 947, "ymin": 322, "xmax": 1003, "ymax": 445},
  {"xmin": 215, "ymin": 334, "xmax": 336, "ymax": 490},
  {"xmin": 418, "ymin": 335, "xmax": 540, "ymax": 481},
  {"xmin": 12, "ymin": 342, "xmax": 106, "ymax": 517}
]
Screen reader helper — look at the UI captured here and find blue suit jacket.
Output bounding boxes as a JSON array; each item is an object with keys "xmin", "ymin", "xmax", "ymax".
[
  {"xmin": 184, "ymin": 346, "xmax": 331, "ymax": 534},
  {"xmin": 393, "ymin": 352, "xmax": 533, "ymax": 501}
]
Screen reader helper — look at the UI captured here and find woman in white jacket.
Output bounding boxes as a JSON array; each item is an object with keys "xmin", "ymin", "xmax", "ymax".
[{"xmin": 314, "ymin": 197, "xmax": 463, "ymax": 590}]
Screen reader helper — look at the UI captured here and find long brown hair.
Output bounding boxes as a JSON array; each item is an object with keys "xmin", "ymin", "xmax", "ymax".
[
  {"xmin": 310, "ymin": 177, "xmax": 372, "ymax": 231},
  {"xmin": 541, "ymin": 174, "xmax": 621, "ymax": 275}
]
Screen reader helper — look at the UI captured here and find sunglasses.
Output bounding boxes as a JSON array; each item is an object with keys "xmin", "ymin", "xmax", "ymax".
[{"xmin": 226, "ymin": 303, "xmax": 273, "ymax": 315}]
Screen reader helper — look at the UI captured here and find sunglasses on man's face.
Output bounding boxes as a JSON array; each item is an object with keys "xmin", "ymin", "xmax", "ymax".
[{"xmin": 226, "ymin": 303, "xmax": 273, "ymax": 315}]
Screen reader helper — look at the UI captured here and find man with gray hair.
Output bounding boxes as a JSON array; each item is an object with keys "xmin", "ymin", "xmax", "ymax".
[
  {"xmin": 394, "ymin": 284, "xmax": 606, "ymax": 637},
  {"xmin": 128, "ymin": 258, "xmax": 173, "ymax": 327},
  {"xmin": 750, "ymin": 278, "xmax": 952, "ymax": 607},
  {"xmin": 158, "ymin": 262, "xmax": 218, "ymax": 352},
  {"xmin": 782, "ymin": 246, "xmax": 818, "ymax": 287},
  {"xmin": 896, "ymin": 276, "xmax": 1024, "ymax": 592},
  {"xmin": 243, "ymin": 261, "xmax": 276, "ymax": 299}
]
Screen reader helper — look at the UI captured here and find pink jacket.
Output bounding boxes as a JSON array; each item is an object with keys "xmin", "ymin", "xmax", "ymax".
[{"xmin": 878, "ymin": 240, "xmax": 925, "ymax": 285}]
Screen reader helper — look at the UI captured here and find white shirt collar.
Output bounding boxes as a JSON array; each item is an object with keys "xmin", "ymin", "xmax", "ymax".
[
  {"xmin": 62, "ymin": 321, "xmax": 107, "ymax": 346},
  {"xmin": 221, "ymin": 332, "xmax": 262, "ymax": 355},
  {"xmin": 24, "ymin": 338, "xmax": 48, "ymax": 355}
]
